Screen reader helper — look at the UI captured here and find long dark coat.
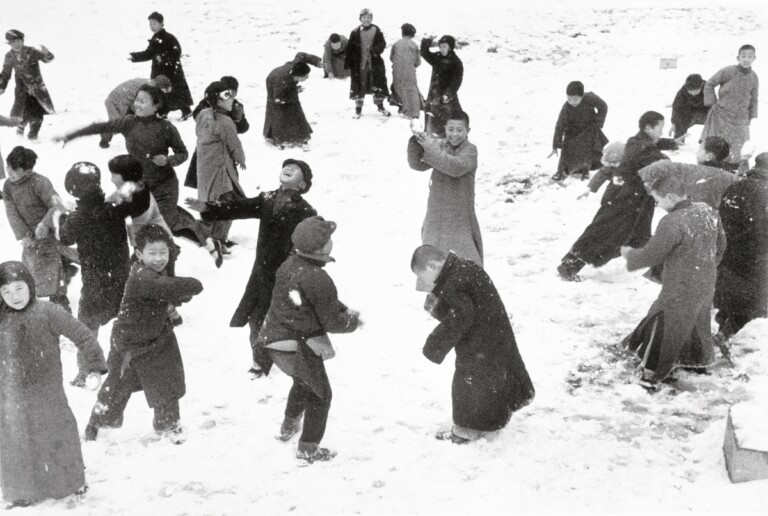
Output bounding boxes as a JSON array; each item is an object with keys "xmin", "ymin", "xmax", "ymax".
[
  {"xmin": 0, "ymin": 46, "xmax": 55, "ymax": 116},
  {"xmin": 201, "ymin": 189, "xmax": 316, "ymax": 328},
  {"xmin": 553, "ymin": 92, "xmax": 608, "ymax": 174},
  {"xmin": 0, "ymin": 300, "xmax": 106, "ymax": 504},
  {"xmin": 623, "ymin": 200, "xmax": 725, "ymax": 381},
  {"xmin": 425, "ymin": 253, "xmax": 534, "ymax": 431},
  {"xmin": 130, "ymin": 29, "xmax": 193, "ymax": 111},
  {"xmin": 58, "ymin": 191, "xmax": 134, "ymax": 327},
  {"xmin": 569, "ymin": 132, "xmax": 678, "ymax": 266},
  {"xmin": 262, "ymin": 63, "xmax": 312, "ymax": 145},
  {"xmin": 420, "ymin": 39, "xmax": 463, "ymax": 134},
  {"xmin": 345, "ymin": 24, "xmax": 389, "ymax": 99},
  {"xmin": 714, "ymin": 169, "xmax": 768, "ymax": 327}
]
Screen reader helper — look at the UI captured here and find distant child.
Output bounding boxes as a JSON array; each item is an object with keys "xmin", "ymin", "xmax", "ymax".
[
  {"xmin": 345, "ymin": 9, "xmax": 391, "ymax": 118},
  {"xmin": 263, "ymin": 62, "xmax": 313, "ymax": 148},
  {"xmin": 2, "ymin": 146, "xmax": 70, "ymax": 309},
  {"xmin": 389, "ymin": 23, "xmax": 422, "ymax": 119},
  {"xmin": 421, "ymin": 35, "xmax": 463, "ymax": 136},
  {"xmin": 670, "ymin": 73, "xmax": 709, "ymax": 140},
  {"xmin": 0, "ymin": 260, "xmax": 106, "ymax": 509},
  {"xmin": 574, "ymin": 141, "xmax": 626, "ymax": 201},
  {"xmin": 411, "ymin": 245, "xmax": 534, "ymax": 443},
  {"xmin": 696, "ymin": 136, "xmax": 739, "ymax": 172},
  {"xmin": 83, "ymin": 224, "xmax": 203, "ymax": 443},
  {"xmin": 323, "ymin": 33, "xmax": 349, "ymax": 79},
  {"xmin": 549, "ymin": 81, "xmax": 608, "ymax": 181},
  {"xmin": 700, "ymin": 44, "xmax": 759, "ymax": 165},
  {"xmin": 254, "ymin": 216, "xmax": 362, "ymax": 463},
  {"xmin": 557, "ymin": 111, "xmax": 680, "ymax": 281},
  {"xmin": 713, "ymin": 152, "xmax": 768, "ymax": 352},
  {"xmin": 59, "ymin": 162, "xmax": 133, "ymax": 340},
  {"xmin": 407, "ymin": 110, "xmax": 483, "ymax": 267},
  {"xmin": 186, "ymin": 159, "xmax": 316, "ymax": 376},
  {"xmin": 621, "ymin": 174, "xmax": 725, "ymax": 390}
]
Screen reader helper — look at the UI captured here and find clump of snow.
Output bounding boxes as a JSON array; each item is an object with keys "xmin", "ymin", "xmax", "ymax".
[{"xmin": 730, "ymin": 401, "xmax": 768, "ymax": 451}]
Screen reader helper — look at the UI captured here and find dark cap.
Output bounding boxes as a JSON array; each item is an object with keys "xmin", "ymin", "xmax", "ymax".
[
  {"xmin": 282, "ymin": 159, "xmax": 313, "ymax": 193},
  {"xmin": 5, "ymin": 29, "xmax": 24, "ymax": 42}
]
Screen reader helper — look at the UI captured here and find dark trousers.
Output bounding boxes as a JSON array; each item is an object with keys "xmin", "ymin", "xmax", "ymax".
[
  {"xmin": 285, "ymin": 377, "xmax": 331, "ymax": 444},
  {"xmin": 19, "ymin": 93, "xmax": 46, "ymax": 138},
  {"xmin": 89, "ymin": 349, "xmax": 181, "ymax": 432}
]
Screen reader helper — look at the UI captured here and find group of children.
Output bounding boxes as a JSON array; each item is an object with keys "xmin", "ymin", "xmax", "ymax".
[{"xmin": 0, "ymin": 7, "xmax": 764, "ymax": 510}]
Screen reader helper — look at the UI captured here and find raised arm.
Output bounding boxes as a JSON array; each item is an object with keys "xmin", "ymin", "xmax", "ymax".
[
  {"xmin": 423, "ymin": 290, "xmax": 475, "ymax": 364},
  {"xmin": 63, "ymin": 117, "xmax": 131, "ymax": 143},
  {"xmin": 130, "ymin": 267, "xmax": 204, "ymax": 304},
  {"xmin": 407, "ymin": 136, "xmax": 431, "ymax": 171},
  {"xmin": 420, "ymin": 38, "xmax": 437, "ymax": 66},
  {"xmin": 201, "ymin": 192, "xmax": 265, "ymax": 221},
  {"xmin": 421, "ymin": 140, "xmax": 478, "ymax": 178}
]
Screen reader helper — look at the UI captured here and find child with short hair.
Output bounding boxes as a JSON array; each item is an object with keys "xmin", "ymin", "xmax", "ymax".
[
  {"xmin": 670, "ymin": 73, "xmax": 709, "ymax": 140},
  {"xmin": 411, "ymin": 245, "xmax": 534, "ymax": 443},
  {"xmin": 620, "ymin": 174, "xmax": 725, "ymax": 390},
  {"xmin": 2, "ymin": 146, "xmax": 70, "ymax": 309},
  {"xmin": 254, "ymin": 216, "xmax": 362, "ymax": 463},
  {"xmin": 0, "ymin": 260, "xmax": 106, "ymax": 509},
  {"xmin": 701, "ymin": 44, "xmax": 759, "ymax": 164},
  {"xmin": 185, "ymin": 159, "xmax": 316, "ymax": 376},
  {"xmin": 407, "ymin": 110, "xmax": 483, "ymax": 267},
  {"xmin": 83, "ymin": 224, "xmax": 203, "ymax": 443},
  {"xmin": 549, "ymin": 80, "xmax": 609, "ymax": 181},
  {"xmin": 696, "ymin": 136, "xmax": 738, "ymax": 172}
]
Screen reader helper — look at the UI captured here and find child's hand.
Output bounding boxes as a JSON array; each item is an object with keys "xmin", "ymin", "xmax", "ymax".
[
  {"xmin": 184, "ymin": 197, "xmax": 207, "ymax": 212},
  {"xmin": 548, "ymin": 149, "xmax": 558, "ymax": 158},
  {"xmin": 414, "ymin": 131, "xmax": 430, "ymax": 146},
  {"xmin": 619, "ymin": 246, "xmax": 633, "ymax": 258},
  {"xmin": 150, "ymin": 154, "xmax": 169, "ymax": 166},
  {"xmin": 237, "ymin": 162, "xmax": 247, "ymax": 172},
  {"xmin": 673, "ymin": 134, "xmax": 688, "ymax": 145},
  {"xmin": 668, "ymin": 124, "xmax": 675, "ymax": 137}
]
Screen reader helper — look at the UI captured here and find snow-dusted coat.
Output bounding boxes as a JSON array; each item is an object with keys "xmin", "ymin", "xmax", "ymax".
[
  {"xmin": 425, "ymin": 253, "xmax": 534, "ymax": 431},
  {"xmin": 109, "ymin": 262, "xmax": 203, "ymax": 407},
  {"xmin": 389, "ymin": 38, "xmax": 422, "ymax": 118},
  {"xmin": 195, "ymin": 107, "xmax": 245, "ymax": 203},
  {"xmin": 0, "ymin": 46, "xmax": 55, "ymax": 116},
  {"xmin": 408, "ymin": 136, "xmax": 483, "ymax": 266},
  {"xmin": 3, "ymin": 172, "xmax": 63, "ymax": 297},
  {"xmin": 255, "ymin": 254, "xmax": 359, "ymax": 398},
  {"xmin": 323, "ymin": 36, "xmax": 349, "ymax": 78},
  {"xmin": 701, "ymin": 65, "xmax": 759, "ymax": 162},
  {"xmin": 0, "ymin": 300, "xmax": 106, "ymax": 504},
  {"xmin": 262, "ymin": 63, "xmax": 312, "ymax": 145},
  {"xmin": 345, "ymin": 24, "xmax": 389, "ymax": 99},
  {"xmin": 624, "ymin": 200, "xmax": 726, "ymax": 381},
  {"xmin": 201, "ymin": 189, "xmax": 316, "ymax": 328},
  {"xmin": 553, "ymin": 92, "xmax": 608, "ymax": 174},
  {"xmin": 570, "ymin": 131, "xmax": 677, "ymax": 266},
  {"xmin": 638, "ymin": 161, "xmax": 739, "ymax": 209},
  {"xmin": 129, "ymin": 29, "xmax": 193, "ymax": 111},
  {"xmin": 715, "ymin": 168, "xmax": 768, "ymax": 324}
]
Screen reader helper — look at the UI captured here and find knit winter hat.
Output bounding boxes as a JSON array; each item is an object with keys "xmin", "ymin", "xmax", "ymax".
[
  {"xmin": 64, "ymin": 161, "xmax": 102, "ymax": 199},
  {"xmin": 153, "ymin": 75, "xmax": 172, "ymax": 91},
  {"xmin": 601, "ymin": 141, "xmax": 626, "ymax": 166},
  {"xmin": 282, "ymin": 159, "xmax": 313, "ymax": 193},
  {"xmin": 437, "ymin": 35, "xmax": 456, "ymax": 51},
  {"xmin": 108, "ymin": 155, "xmax": 143, "ymax": 182},
  {"xmin": 292, "ymin": 216, "xmax": 336, "ymax": 262},
  {"xmin": 5, "ymin": 29, "xmax": 24, "ymax": 42},
  {"xmin": 148, "ymin": 12, "xmax": 164, "ymax": 24},
  {"xmin": 359, "ymin": 8, "xmax": 373, "ymax": 19},
  {"xmin": 0, "ymin": 261, "xmax": 36, "ymax": 304}
]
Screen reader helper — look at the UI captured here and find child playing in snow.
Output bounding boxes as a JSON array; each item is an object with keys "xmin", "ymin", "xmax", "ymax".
[
  {"xmin": 407, "ymin": 110, "xmax": 483, "ymax": 267},
  {"xmin": 696, "ymin": 136, "xmax": 739, "ymax": 172},
  {"xmin": 573, "ymin": 141, "xmax": 626, "ymax": 201},
  {"xmin": 185, "ymin": 159, "xmax": 316, "ymax": 377},
  {"xmin": 2, "ymin": 146, "xmax": 71, "ymax": 310},
  {"xmin": 0, "ymin": 261, "xmax": 106, "ymax": 509},
  {"xmin": 83, "ymin": 224, "xmax": 203, "ymax": 443},
  {"xmin": 421, "ymin": 35, "xmax": 463, "ymax": 137},
  {"xmin": 700, "ymin": 44, "xmax": 759, "ymax": 165},
  {"xmin": 410, "ymin": 245, "xmax": 534, "ymax": 443},
  {"xmin": 254, "ymin": 216, "xmax": 362, "ymax": 463},
  {"xmin": 323, "ymin": 33, "xmax": 349, "ymax": 80},
  {"xmin": 620, "ymin": 174, "xmax": 725, "ymax": 390},
  {"xmin": 345, "ymin": 9, "xmax": 391, "ymax": 118},
  {"xmin": 670, "ymin": 73, "xmax": 709, "ymax": 140},
  {"xmin": 549, "ymin": 81, "xmax": 608, "ymax": 181},
  {"xmin": 389, "ymin": 23, "xmax": 422, "ymax": 119}
]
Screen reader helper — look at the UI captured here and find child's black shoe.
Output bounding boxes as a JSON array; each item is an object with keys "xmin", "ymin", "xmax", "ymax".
[
  {"xmin": 434, "ymin": 430, "xmax": 471, "ymax": 445},
  {"xmin": 84, "ymin": 424, "xmax": 99, "ymax": 441},
  {"xmin": 296, "ymin": 441, "xmax": 336, "ymax": 464},
  {"xmin": 247, "ymin": 366, "xmax": 264, "ymax": 380}
]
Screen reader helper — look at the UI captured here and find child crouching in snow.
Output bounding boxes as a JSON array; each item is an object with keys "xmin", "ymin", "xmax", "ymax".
[
  {"xmin": 254, "ymin": 216, "xmax": 362, "ymax": 463},
  {"xmin": 620, "ymin": 174, "xmax": 725, "ymax": 391},
  {"xmin": 0, "ymin": 261, "xmax": 107, "ymax": 509},
  {"xmin": 411, "ymin": 245, "xmax": 534, "ymax": 443},
  {"xmin": 83, "ymin": 224, "xmax": 203, "ymax": 444}
]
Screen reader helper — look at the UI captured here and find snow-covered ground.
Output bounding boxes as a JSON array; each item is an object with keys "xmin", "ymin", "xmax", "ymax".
[{"xmin": 2, "ymin": 0, "xmax": 768, "ymax": 514}]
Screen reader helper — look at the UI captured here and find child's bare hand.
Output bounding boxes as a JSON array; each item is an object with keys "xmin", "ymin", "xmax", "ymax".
[
  {"xmin": 620, "ymin": 246, "xmax": 633, "ymax": 258},
  {"xmin": 414, "ymin": 131, "xmax": 430, "ymax": 146},
  {"xmin": 674, "ymin": 134, "xmax": 688, "ymax": 145},
  {"xmin": 668, "ymin": 124, "xmax": 675, "ymax": 137},
  {"xmin": 548, "ymin": 149, "xmax": 558, "ymax": 158},
  {"xmin": 150, "ymin": 154, "xmax": 168, "ymax": 166},
  {"xmin": 184, "ymin": 197, "xmax": 206, "ymax": 212}
]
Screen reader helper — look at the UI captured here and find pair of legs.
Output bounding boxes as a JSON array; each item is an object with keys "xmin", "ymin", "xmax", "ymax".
[
  {"xmin": 283, "ymin": 377, "xmax": 332, "ymax": 447},
  {"xmin": 16, "ymin": 93, "xmax": 46, "ymax": 140},
  {"xmin": 353, "ymin": 95, "xmax": 389, "ymax": 116}
]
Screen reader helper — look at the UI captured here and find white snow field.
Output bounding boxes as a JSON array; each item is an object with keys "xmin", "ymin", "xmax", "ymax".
[{"xmin": 1, "ymin": 0, "xmax": 767, "ymax": 514}]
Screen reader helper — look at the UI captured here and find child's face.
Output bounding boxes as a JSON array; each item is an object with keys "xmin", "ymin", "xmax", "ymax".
[
  {"xmin": 8, "ymin": 39, "xmax": 23, "ymax": 52},
  {"xmin": 149, "ymin": 19, "xmax": 163, "ymax": 33},
  {"xmin": 645, "ymin": 120, "xmax": 664, "ymax": 143},
  {"xmin": 331, "ymin": 42, "xmax": 341, "ymax": 51},
  {"xmin": 133, "ymin": 91, "xmax": 158, "ymax": 117},
  {"xmin": 566, "ymin": 95, "xmax": 583, "ymax": 107},
  {"xmin": 438, "ymin": 43, "xmax": 451, "ymax": 56},
  {"xmin": 444, "ymin": 119, "xmax": 469, "ymax": 147},
  {"xmin": 136, "ymin": 241, "xmax": 170, "ymax": 273},
  {"xmin": 360, "ymin": 14, "xmax": 373, "ymax": 26},
  {"xmin": 737, "ymin": 49, "xmax": 756, "ymax": 69},
  {"xmin": 696, "ymin": 143, "xmax": 712, "ymax": 164},
  {"xmin": 6, "ymin": 165, "xmax": 24, "ymax": 182},
  {"xmin": 413, "ymin": 262, "xmax": 441, "ymax": 293},
  {"xmin": 0, "ymin": 280, "xmax": 30, "ymax": 310},
  {"xmin": 279, "ymin": 164, "xmax": 306, "ymax": 192},
  {"xmin": 110, "ymin": 172, "xmax": 125, "ymax": 189}
]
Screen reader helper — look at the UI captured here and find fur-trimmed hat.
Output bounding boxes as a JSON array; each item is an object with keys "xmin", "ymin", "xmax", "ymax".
[
  {"xmin": 292, "ymin": 216, "xmax": 336, "ymax": 262},
  {"xmin": 5, "ymin": 29, "xmax": 24, "ymax": 42},
  {"xmin": 108, "ymin": 155, "xmax": 143, "ymax": 182},
  {"xmin": 282, "ymin": 159, "xmax": 313, "ymax": 193}
]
